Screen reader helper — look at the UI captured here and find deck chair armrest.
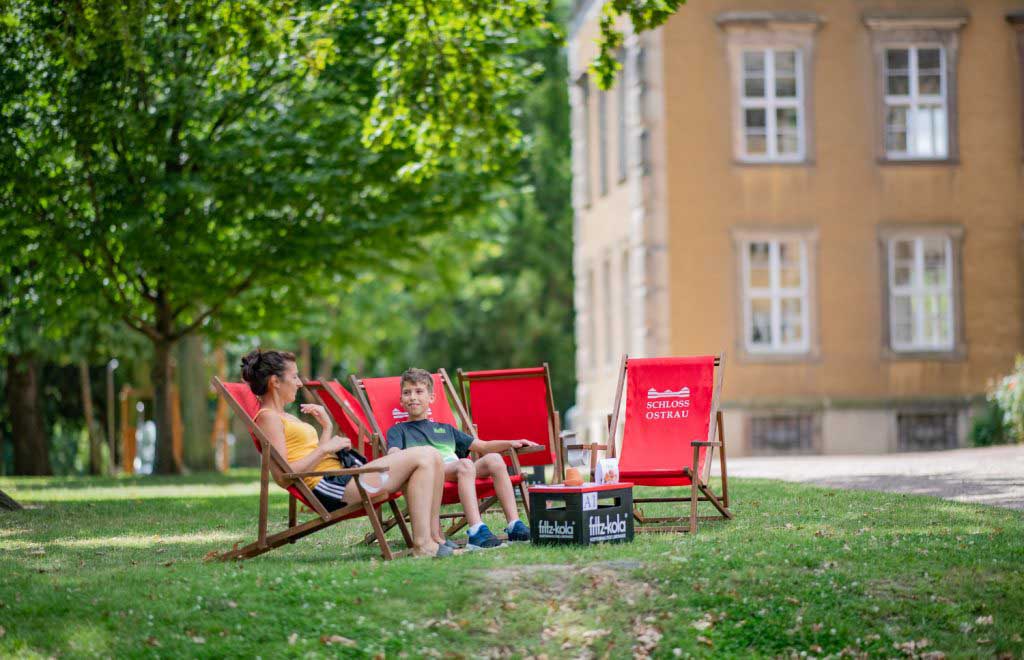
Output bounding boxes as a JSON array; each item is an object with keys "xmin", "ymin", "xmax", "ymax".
[
  {"xmin": 559, "ymin": 430, "xmax": 578, "ymax": 439},
  {"xmin": 499, "ymin": 444, "xmax": 546, "ymax": 457},
  {"xmin": 562, "ymin": 443, "xmax": 608, "ymax": 451},
  {"xmin": 689, "ymin": 441, "xmax": 723, "ymax": 448},
  {"xmin": 283, "ymin": 466, "xmax": 390, "ymax": 479}
]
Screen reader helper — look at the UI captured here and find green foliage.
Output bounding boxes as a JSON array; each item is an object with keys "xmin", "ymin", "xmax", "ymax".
[
  {"xmin": 970, "ymin": 399, "xmax": 1008, "ymax": 447},
  {"xmin": 989, "ymin": 356, "xmax": 1024, "ymax": 444},
  {"xmin": 2, "ymin": 476, "xmax": 1023, "ymax": 657},
  {"xmin": 592, "ymin": 0, "xmax": 686, "ymax": 90},
  {"xmin": 277, "ymin": 1, "xmax": 577, "ymax": 409}
]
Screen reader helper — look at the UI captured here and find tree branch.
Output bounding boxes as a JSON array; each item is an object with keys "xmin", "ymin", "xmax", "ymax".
[{"xmin": 168, "ymin": 270, "xmax": 257, "ymax": 341}]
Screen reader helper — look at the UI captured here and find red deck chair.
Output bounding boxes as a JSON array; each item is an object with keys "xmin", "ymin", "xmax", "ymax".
[
  {"xmin": 350, "ymin": 369, "xmax": 535, "ymax": 536},
  {"xmin": 456, "ymin": 364, "xmax": 566, "ymax": 483},
  {"xmin": 601, "ymin": 354, "xmax": 732, "ymax": 534},
  {"xmin": 212, "ymin": 377, "xmax": 411, "ymax": 560}
]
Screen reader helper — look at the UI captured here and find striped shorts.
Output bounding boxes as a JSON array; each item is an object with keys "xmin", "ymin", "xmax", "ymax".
[{"xmin": 312, "ymin": 474, "xmax": 354, "ymax": 512}]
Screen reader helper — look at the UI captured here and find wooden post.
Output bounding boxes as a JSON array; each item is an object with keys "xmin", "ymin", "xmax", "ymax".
[
  {"xmin": 171, "ymin": 384, "xmax": 184, "ymax": 472},
  {"xmin": 120, "ymin": 386, "xmax": 136, "ymax": 474}
]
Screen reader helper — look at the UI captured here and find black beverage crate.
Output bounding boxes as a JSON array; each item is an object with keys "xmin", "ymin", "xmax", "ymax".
[{"xmin": 528, "ymin": 483, "xmax": 634, "ymax": 545}]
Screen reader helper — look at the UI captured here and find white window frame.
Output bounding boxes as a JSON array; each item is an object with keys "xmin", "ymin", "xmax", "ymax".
[
  {"xmin": 886, "ymin": 235, "xmax": 955, "ymax": 352},
  {"xmin": 883, "ymin": 45, "xmax": 948, "ymax": 159},
  {"xmin": 739, "ymin": 48, "xmax": 805, "ymax": 162},
  {"xmin": 740, "ymin": 238, "xmax": 811, "ymax": 354},
  {"xmin": 717, "ymin": 12, "xmax": 821, "ymax": 166},
  {"xmin": 864, "ymin": 13, "xmax": 967, "ymax": 163}
]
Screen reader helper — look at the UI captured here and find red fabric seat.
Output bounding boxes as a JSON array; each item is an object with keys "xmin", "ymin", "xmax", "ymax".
[
  {"xmin": 617, "ymin": 356, "xmax": 717, "ymax": 487},
  {"xmin": 459, "ymin": 366, "xmax": 558, "ymax": 469}
]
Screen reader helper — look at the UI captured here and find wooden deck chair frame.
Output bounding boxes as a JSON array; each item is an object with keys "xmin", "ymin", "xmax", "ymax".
[
  {"xmin": 582, "ymin": 354, "xmax": 731, "ymax": 535},
  {"xmin": 302, "ymin": 378, "xmax": 416, "ymax": 547},
  {"xmin": 349, "ymin": 368, "xmax": 537, "ymax": 537},
  {"xmin": 455, "ymin": 363, "xmax": 565, "ymax": 483},
  {"xmin": 212, "ymin": 377, "xmax": 411, "ymax": 561}
]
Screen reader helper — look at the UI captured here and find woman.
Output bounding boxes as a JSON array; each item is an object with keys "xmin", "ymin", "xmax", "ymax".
[{"xmin": 241, "ymin": 348, "xmax": 450, "ymax": 558}]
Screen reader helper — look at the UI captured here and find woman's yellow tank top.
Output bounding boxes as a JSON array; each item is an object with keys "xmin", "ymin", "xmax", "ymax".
[{"xmin": 255, "ymin": 409, "xmax": 341, "ymax": 490}]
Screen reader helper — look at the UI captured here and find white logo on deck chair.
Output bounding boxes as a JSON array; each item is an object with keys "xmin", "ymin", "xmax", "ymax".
[
  {"xmin": 646, "ymin": 387, "xmax": 690, "ymax": 399},
  {"xmin": 392, "ymin": 407, "xmax": 433, "ymax": 422},
  {"xmin": 644, "ymin": 386, "xmax": 691, "ymax": 419}
]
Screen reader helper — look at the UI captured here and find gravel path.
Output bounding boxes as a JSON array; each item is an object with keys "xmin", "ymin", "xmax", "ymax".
[{"xmin": 712, "ymin": 444, "xmax": 1024, "ymax": 510}]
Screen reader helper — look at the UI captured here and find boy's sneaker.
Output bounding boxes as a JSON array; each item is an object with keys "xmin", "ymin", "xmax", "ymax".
[
  {"xmin": 506, "ymin": 520, "xmax": 531, "ymax": 542},
  {"xmin": 466, "ymin": 524, "xmax": 504, "ymax": 550},
  {"xmin": 442, "ymin": 538, "xmax": 459, "ymax": 550}
]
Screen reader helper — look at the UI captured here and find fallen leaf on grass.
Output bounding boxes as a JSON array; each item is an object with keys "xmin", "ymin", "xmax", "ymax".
[
  {"xmin": 0, "ymin": 626, "xmax": 5, "ymax": 638},
  {"xmin": 162, "ymin": 560, "xmax": 174, "ymax": 567},
  {"xmin": 976, "ymin": 638, "xmax": 992, "ymax": 645},
  {"xmin": 288, "ymin": 632, "xmax": 298, "ymax": 645},
  {"xmin": 144, "ymin": 636, "xmax": 160, "ymax": 647},
  {"xmin": 810, "ymin": 645, "xmax": 823, "ymax": 653},
  {"xmin": 696, "ymin": 636, "xmax": 712, "ymax": 647},
  {"xmin": 692, "ymin": 620, "xmax": 712, "ymax": 631},
  {"xmin": 785, "ymin": 596, "xmax": 801, "ymax": 605},
  {"xmin": 974, "ymin": 615, "xmax": 993, "ymax": 626},
  {"xmin": 202, "ymin": 551, "xmax": 220, "ymax": 562},
  {"xmin": 894, "ymin": 639, "xmax": 930, "ymax": 656},
  {"xmin": 190, "ymin": 636, "xmax": 206, "ymax": 644},
  {"xmin": 321, "ymin": 635, "xmax": 357, "ymax": 647},
  {"xmin": 227, "ymin": 600, "xmax": 237, "ymax": 609}
]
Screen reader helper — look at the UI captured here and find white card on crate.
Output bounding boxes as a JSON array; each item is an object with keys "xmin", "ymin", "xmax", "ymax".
[{"xmin": 594, "ymin": 457, "xmax": 619, "ymax": 484}]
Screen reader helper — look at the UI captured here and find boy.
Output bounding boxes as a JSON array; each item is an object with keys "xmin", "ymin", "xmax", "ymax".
[{"xmin": 386, "ymin": 368, "xmax": 539, "ymax": 550}]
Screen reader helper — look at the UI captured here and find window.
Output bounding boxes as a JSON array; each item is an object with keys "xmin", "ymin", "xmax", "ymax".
[
  {"xmin": 1009, "ymin": 12, "xmax": 1024, "ymax": 159},
  {"xmin": 864, "ymin": 13, "xmax": 967, "ymax": 162},
  {"xmin": 587, "ymin": 267, "xmax": 597, "ymax": 368},
  {"xmin": 616, "ymin": 49, "xmax": 628, "ymax": 182},
  {"xmin": 897, "ymin": 410, "xmax": 958, "ymax": 451},
  {"xmin": 883, "ymin": 47, "xmax": 947, "ymax": 158},
  {"xmin": 603, "ymin": 257, "xmax": 613, "ymax": 364},
  {"xmin": 620, "ymin": 248, "xmax": 630, "ymax": 354},
  {"xmin": 718, "ymin": 12, "xmax": 821, "ymax": 164},
  {"xmin": 887, "ymin": 236, "xmax": 954, "ymax": 351},
  {"xmin": 740, "ymin": 49, "xmax": 804, "ymax": 161},
  {"xmin": 574, "ymin": 74, "xmax": 591, "ymax": 207},
  {"xmin": 750, "ymin": 414, "xmax": 817, "ymax": 454},
  {"xmin": 598, "ymin": 88, "xmax": 608, "ymax": 196},
  {"xmin": 740, "ymin": 238, "xmax": 810, "ymax": 353}
]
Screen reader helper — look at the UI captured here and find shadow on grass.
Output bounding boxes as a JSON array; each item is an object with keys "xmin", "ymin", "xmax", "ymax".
[
  {"xmin": 810, "ymin": 474, "xmax": 1024, "ymax": 510},
  {"xmin": 0, "ymin": 470, "xmax": 260, "ymax": 491}
]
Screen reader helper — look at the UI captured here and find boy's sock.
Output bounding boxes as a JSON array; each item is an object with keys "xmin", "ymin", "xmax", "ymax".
[
  {"xmin": 505, "ymin": 518, "xmax": 521, "ymax": 532},
  {"xmin": 468, "ymin": 523, "xmax": 483, "ymax": 536}
]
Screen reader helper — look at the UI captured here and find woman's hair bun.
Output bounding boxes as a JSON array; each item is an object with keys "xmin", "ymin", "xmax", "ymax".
[{"xmin": 240, "ymin": 348, "xmax": 296, "ymax": 396}]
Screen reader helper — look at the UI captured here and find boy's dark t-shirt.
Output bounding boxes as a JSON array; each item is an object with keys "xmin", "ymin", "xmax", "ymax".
[{"xmin": 386, "ymin": 419, "xmax": 474, "ymax": 463}]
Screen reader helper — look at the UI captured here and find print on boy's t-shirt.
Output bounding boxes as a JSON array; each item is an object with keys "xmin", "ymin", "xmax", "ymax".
[{"xmin": 385, "ymin": 419, "xmax": 474, "ymax": 463}]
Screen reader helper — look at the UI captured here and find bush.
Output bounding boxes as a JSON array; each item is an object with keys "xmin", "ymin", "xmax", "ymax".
[
  {"xmin": 988, "ymin": 355, "xmax": 1024, "ymax": 444},
  {"xmin": 970, "ymin": 399, "xmax": 1007, "ymax": 447}
]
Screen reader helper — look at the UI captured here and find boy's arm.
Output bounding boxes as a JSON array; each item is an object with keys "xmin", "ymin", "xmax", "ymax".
[
  {"xmin": 467, "ymin": 438, "xmax": 540, "ymax": 454},
  {"xmin": 385, "ymin": 426, "xmax": 405, "ymax": 455}
]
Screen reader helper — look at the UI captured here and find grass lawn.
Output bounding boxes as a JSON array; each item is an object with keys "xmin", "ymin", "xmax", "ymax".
[{"xmin": 1, "ymin": 472, "xmax": 1022, "ymax": 659}]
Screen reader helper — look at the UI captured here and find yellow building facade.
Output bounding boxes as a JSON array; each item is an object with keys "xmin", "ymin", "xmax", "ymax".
[{"xmin": 569, "ymin": 1, "xmax": 1024, "ymax": 454}]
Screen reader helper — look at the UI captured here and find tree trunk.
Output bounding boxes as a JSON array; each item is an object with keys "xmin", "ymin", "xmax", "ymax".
[
  {"xmin": 209, "ymin": 346, "xmax": 230, "ymax": 472},
  {"xmin": 178, "ymin": 334, "xmax": 212, "ymax": 471},
  {"xmin": 151, "ymin": 338, "xmax": 181, "ymax": 474},
  {"xmin": 79, "ymin": 361, "xmax": 103, "ymax": 475},
  {"xmin": 0, "ymin": 488, "xmax": 22, "ymax": 511},
  {"xmin": 5, "ymin": 353, "xmax": 51, "ymax": 475}
]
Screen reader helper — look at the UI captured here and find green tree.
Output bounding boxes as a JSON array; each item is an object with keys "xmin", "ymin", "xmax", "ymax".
[{"xmin": 1, "ymin": 0, "xmax": 553, "ymax": 473}]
